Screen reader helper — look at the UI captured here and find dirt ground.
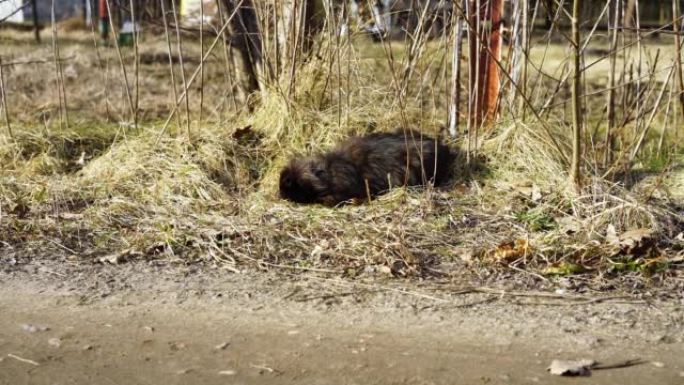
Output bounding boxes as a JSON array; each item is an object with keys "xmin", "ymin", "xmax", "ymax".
[{"xmin": 0, "ymin": 259, "xmax": 682, "ymax": 385}]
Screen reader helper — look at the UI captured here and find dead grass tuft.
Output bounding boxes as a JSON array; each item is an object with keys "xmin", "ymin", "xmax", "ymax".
[{"xmin": 1, "ymin": 30, "xmax": 682, "ymax": 292}]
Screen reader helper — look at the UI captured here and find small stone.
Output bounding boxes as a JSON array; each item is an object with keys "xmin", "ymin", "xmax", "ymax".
[
  {"xmin": 287, "ymin": 330, "xmax": 299, "ymax": 335},
  {"xmin": 82, "ymin": 345, "xmax": 93, "ymax": 351},
  {"xmin": 651, "ymin": 361, "xmax": 665, "ymax": 368},
  {"xmin": 169, "ymin": 342, "xmax": 186, "ymax": 351},
  {"xmin": 218, "ymin": 370, "xmax": 237, "ymax": 376},
  {"xmin": 21, "ymin": 324, "xmax": 49, "ymax": 333},
  {"xmin": 48, "ymin": 338, "xmax": 62, "ymax": 348},
  {"xmin": 547, "ymin": 359, "xmax": 595, "ymax": 376},
  {"xmin": 653, "ymin": 335, "xmax": 676, "ymax": 344},
  {"xmin": 214, "ymin": 342, "xmax": 230, "ymax": 350}
]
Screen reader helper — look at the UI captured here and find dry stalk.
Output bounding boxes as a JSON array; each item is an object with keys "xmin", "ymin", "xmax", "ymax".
[
  {"xmin": 287, "ymin": 0, "xmax": 301, "ymax": 97},
  {"xmin": 156, "ymin": 4, "xmax": 242, "ymax": 141},
  {"xmin": 200, "ymin": 0, "xmax": 205, "ymax": 126},
  {"xmin": 448, "ymin": 1, "xmax": 464, "ymax": 138},
  {"xmin": 657, "ymin": 77, "xmax": 674, "ymax": 154},
  {"xmin": 0, "ymin": 57, "xmax": 11, "ymax": 140},
  {"xmin": 214, "ymin": 0, "xmax": 240, "ymax": 111},
  {"xmin": 129, "ymin": 0, "xmax": 140, "ymax": 130},
  {"xmin": 569, "ymin": 0, "xmax": 582, "ymax": 189},
  {"xmin": 160, "ymin": 0, "xmax": 182, "ymax": 129},
  {"xmin": 104, "ymin": 0, "xmax": 136, "ymax": 129},
  {"xmin": 170, "ymin": 0, "xmax": 192, "ymax": 139},
  {"xmin": 86, "ymin": 0, "xmax": 110, "ymax": 121},
  {"xmin": 605, "ymin": 0, "xmax": 620, "ymax": 167},
  {"xmin": 673, "ymin": 0, "xmax": 684, "ymax": 119},
  {"xmin": 519, "ymin": 0, "xmax": 529, "ymax": 117},
  {"xmin": 633, "ymin": 0, "xmax": 643, "ymax": 155},
  {"xmin": 50, "ymin": 0, "xmax": 69, "ymax": 130},
  {"xmin": 362, "ymin": 0, "xmax": 409, "ymax": 128},
  {"xmin": 630, "ymin": 60, "xmax": 675, "ymax": 162}
]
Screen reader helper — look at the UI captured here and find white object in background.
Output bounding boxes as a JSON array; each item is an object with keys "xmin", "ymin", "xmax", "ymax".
[
  {"xmin": 371, "ymin": 0, "xmax": 392, "ymax": 33},
  {"xmin": 340, "ymin": 23, "xmax": 348, "ymax": 37},
  {"xmin": 85, "ymin": 0, "xmax": 92, "ymax": 26},
  {"xmin": 0, "ymin": 0, "xmax": 25, "ymax": 23},
  {"xmin": 180, "ymin": 0, "xmax": 215, "ymax": 26},
  {"xmin": 349, "ymin": 0, "xmax": 359, "ymax": 23},
  {"xmin": 120, "ymin": 21, "xmax": 138, "ymax": 34}
]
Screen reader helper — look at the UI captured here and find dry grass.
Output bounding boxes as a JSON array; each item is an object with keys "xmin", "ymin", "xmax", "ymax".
[{"xmin": 0, "ymin": 28, "xmax": 682, "ymax": 291}]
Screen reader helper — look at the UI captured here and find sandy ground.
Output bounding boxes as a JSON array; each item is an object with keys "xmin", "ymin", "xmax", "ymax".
[{"xmin": 0, "ymin": 260, "xmax": 683, "ymax": 385}]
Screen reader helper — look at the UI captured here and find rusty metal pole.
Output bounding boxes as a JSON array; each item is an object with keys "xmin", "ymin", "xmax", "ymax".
[
  {"xmin": 99, "ymin": 0, "xmax": 109, "ymax": 41},
  {"xmin": 483, "ymin": 0, "xmax": 503, "ymax": 123},
  {"xmin": 468, "ymin": 0, "xmax": 503, "ymax": 127}
]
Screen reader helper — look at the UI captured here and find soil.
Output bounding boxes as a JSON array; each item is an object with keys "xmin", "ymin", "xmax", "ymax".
[{"xmin": 0, "ymin": 259, "xmax": 683, "ymax": 385}]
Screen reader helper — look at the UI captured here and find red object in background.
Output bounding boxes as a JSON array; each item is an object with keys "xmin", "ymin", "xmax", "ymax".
[
  {"xmin": 468, "ymin": 0, "xmax": 504, "ymax": 126},
  {"xmin": 99, "ymin": 0, "xmax": 108, "ymax": 19}
]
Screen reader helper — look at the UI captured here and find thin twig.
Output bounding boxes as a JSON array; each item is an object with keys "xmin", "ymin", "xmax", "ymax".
[
  {"xmin": 0, "ymin": 56, "xmax": 12, "ymax": 140},
  {"xmin": 155, "ymin": 4, "xmax": 242, "ymax": 142},
  {"xmin": 104, "ymin": 0, "xmax": 136, "ymax": 127},
  {"xmin": 170, "ymin": 0, "xmax": 192, "ymax": 139},
  {"xmin": 7, "ymin": 354, "xmax": 40, "ymax": 366}
]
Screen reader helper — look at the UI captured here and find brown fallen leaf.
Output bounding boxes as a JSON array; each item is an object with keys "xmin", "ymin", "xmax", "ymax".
[
  {"xmin": 485, "ymin": 239, "xmax": 532, "ymax": 263},
  {"xmin": 231, "ymin": 125, "xmax": 253, "ymax": 140},
  {"xmin": 607, "ymin": 227, "xmax": 655, "ymax": 256}
]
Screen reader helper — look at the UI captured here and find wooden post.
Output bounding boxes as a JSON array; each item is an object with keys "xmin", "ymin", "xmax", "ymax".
[
  {"xmin": 468, "ymin": 0, "xmax": 504, "ymax": 127},
  {"xmin": 31, "ymin": 0, "xmax": 41, "ymax": 43}
]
